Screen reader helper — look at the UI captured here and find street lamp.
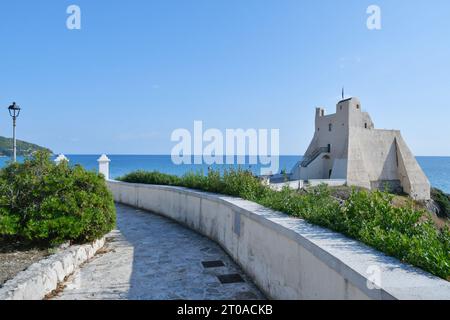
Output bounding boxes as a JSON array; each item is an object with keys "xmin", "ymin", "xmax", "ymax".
[{"xmin": 8, "ymin": 102, "xmax": 21, "ymax": 162}]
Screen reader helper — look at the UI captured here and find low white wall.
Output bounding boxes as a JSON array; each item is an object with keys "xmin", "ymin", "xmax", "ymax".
[
  {"xmin": 107, "ymin": 180, "xmax": 450, "ymax": 300},
  {"xmin": 270, "ymin": 180, "xmax": 304, "ymax": 191},
  {"xmin": 308, "ymin": 179, "xmax": 347, "ymax": 187},
  {"xmin": 0, "ymin": 238, "xmax": 105, "ymax": 300}
]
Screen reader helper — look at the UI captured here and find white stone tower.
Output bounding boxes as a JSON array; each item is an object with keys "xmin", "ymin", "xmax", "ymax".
[{"xmin": 291, "ymin": 97, "xmax": 431, "ymax": 200}]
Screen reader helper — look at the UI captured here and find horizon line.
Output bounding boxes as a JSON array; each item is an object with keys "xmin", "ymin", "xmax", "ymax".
[{"xmin": 49, "ymin": 153, "xmax": 450, "ymax": 157}]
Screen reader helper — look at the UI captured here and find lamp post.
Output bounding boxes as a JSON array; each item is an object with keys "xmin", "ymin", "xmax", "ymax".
[{"xmin": 8, "ymin": 102, "xmax": 21, "ymax": 162}]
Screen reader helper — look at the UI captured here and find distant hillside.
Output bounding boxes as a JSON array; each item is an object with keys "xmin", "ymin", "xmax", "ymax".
[{"xmin": 0, "ymin": 136, "xmax": 52, "ymax": 157}]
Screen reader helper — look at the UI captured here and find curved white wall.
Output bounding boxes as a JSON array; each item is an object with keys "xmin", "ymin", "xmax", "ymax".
[{"xmin": 107, "ymin": 180, "xmax": 450, "ymax": 300}]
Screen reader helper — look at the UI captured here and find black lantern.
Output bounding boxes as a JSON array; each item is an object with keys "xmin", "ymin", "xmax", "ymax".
[{"xmin": 8, "ymin": 102, "xmax": 21, "ymax": 118}]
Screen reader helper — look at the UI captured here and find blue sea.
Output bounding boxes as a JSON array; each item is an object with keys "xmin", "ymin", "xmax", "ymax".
[{"xmin": 0, "ymin": 155, "xmax": 449, "ymax": 194}]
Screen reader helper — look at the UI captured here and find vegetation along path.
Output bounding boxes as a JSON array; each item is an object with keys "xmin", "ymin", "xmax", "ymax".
[{"xmin": 53, "ymin": 204, "xmax": 265, "ymax": 300}]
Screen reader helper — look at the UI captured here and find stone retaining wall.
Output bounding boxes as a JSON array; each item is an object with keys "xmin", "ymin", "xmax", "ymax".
[
  {"xmin": 0, "ymin": 238, "xmax": 105, "ymax": 300},
  {"xmin": 107, "ymin": 180, "xmax": 450, "ymax": 300}
]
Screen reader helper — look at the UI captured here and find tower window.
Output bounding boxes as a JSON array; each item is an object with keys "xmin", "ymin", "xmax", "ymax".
[
  {"xmin": 328, "ymin": 123, "xmax": 332, "ymax": 132},
  {"xmin": 365, "ymin": 123, "xmax": 368, "ymax": 129}
]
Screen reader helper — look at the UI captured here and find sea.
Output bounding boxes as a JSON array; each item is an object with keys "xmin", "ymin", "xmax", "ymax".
[{"xmin": 0, "ymin": 155, "xmax": 449, "ymax": 194}]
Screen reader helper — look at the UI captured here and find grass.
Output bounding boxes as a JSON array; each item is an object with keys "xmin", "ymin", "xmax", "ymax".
[{"xmin": 119, "ymin": 169, "xmax": 450, "ymax": 281}]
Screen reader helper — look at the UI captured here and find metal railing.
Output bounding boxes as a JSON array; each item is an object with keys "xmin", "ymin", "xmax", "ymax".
[{"xmin": 300, "ymin": 147, "xmax": 329, "ymax": 167}]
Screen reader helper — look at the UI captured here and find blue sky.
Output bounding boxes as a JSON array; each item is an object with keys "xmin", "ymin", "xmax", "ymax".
[{"xmin": 0, "ymin": 0, "xmax": 449, "ymax": 155}]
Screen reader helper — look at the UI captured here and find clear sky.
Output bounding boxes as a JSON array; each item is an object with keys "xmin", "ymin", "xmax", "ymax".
[{"xmin": 0, "ymin": 0, "xmax": 449, "ymax": 155}]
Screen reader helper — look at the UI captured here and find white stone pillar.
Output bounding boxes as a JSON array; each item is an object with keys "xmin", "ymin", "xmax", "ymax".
[
  {"xmin": 97, "ymin": 154, "xmax": 111, "ymax": 180},
  {"xmin": 54, "ymin": 154, "xmax": 69, "ymax": 165}
]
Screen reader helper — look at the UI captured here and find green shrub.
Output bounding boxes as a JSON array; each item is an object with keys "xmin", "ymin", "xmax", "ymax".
[
  {"xmin": 221, "ymin": 169, "xmax": 268, "ymax": 201},
  {"xmin": 0, "ymin": 151, "xmax": 116, "ymax": 245},
  {"xmin": 180, "ymin": 171, "xmax": 208, "ymax": 191},
  {"xmin": 119, "ymin": 169, "xmax": 450, "ymax": 280},
  {"xmin": 431, "ymin": 188, "xmax": 450, "ymax": 219},
  {"xmin": 119, "ymin": 170, "xmax": 182, "ymax": 186},
  {"xmin": 342, "ymin": 190, "xmax": 449, "ymax": 278}
]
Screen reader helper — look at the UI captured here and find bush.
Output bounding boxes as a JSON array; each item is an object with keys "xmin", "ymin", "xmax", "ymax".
[
  {"xmin": 119, "ymin": 168, "xmax": 268, "ymax": 200},
  {"xmin": 0, "ymin": 151, "xmax": 116, "ymax": 245},
  {"xmin": 342, "ymin": 190, "xmax": 449, "ymax": 279},
  {"xmin": 119, "ymin": 169, "xmax": 450, "ymax": 280},
  {"xmin": 118, "ymin": 170, "xmax": 182, "ymax": 186}
]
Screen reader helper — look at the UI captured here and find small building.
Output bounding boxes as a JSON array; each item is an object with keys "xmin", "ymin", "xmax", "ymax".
[{"xmin": 290, "ymin": 97, "xmax": 431, "ymax": 200}]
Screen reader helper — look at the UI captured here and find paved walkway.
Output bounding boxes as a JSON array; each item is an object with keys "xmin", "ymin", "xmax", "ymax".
[{"xmin": 54, "ymin": 204, "xmax": 265, "ymax": 300}]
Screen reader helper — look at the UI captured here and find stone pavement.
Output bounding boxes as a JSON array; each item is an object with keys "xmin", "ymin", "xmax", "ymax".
[{"xmin": 53, "ymin": 204, "xmax": 265, "ymax": 300}]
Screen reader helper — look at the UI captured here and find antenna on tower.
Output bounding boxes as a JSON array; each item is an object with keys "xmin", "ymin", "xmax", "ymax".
[{"xmin": 342, "ymin": 87, "xmax": 345, "ymax": 100}]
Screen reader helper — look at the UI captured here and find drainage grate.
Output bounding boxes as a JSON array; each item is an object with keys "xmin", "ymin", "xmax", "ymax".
[
  {"xmin": 217, "ymin": 274, "xmax": 245, "ymax": 284},
  {"xmin": 202, "ymin": 260, "xmax": 225, "ymax": 268}
]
